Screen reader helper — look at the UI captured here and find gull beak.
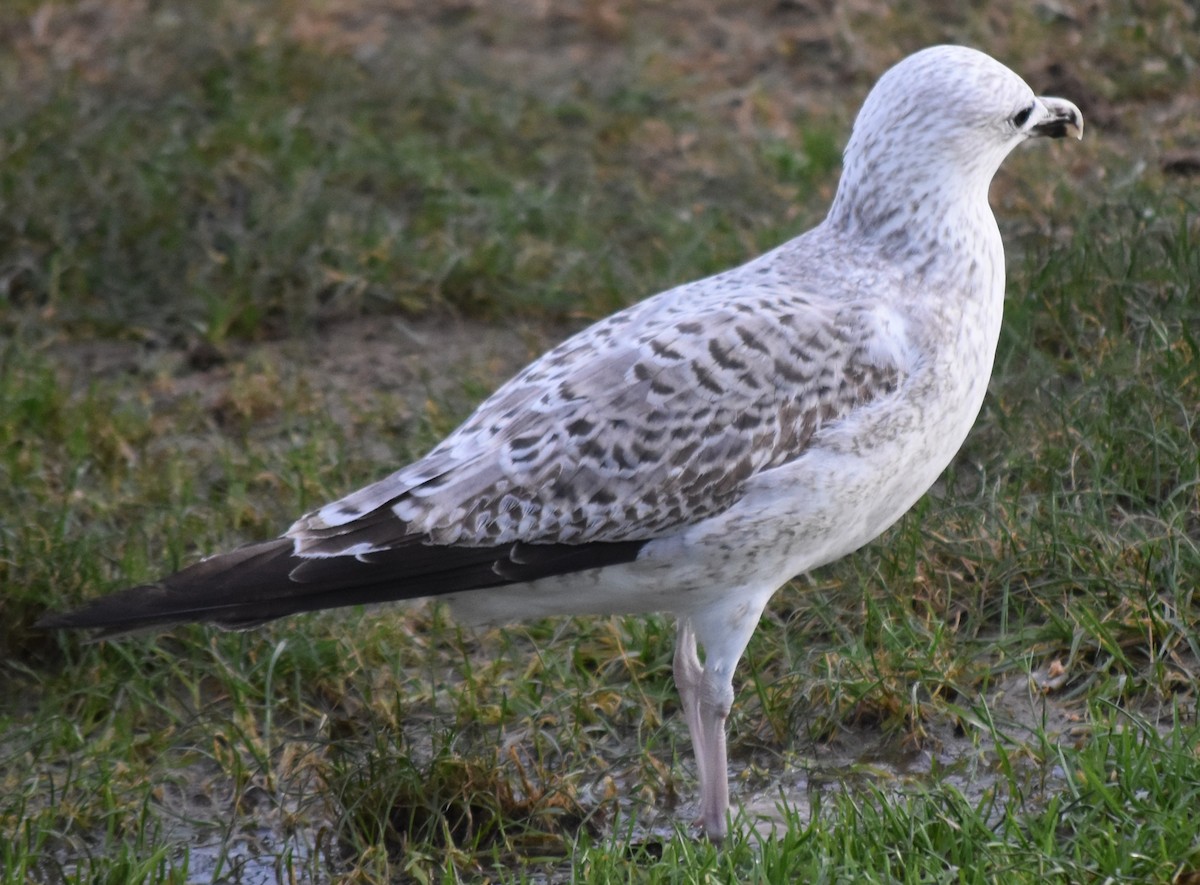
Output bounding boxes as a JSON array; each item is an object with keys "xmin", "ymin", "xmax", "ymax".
[{"xmin": 1031, "ymin": 96, "xmax": 1084, "ymax": 140}]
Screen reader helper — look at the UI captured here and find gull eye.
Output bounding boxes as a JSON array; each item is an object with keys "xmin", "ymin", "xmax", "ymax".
[{"xmin": 1012, "ymin": 104, "xmax": 1035, "ymax": 128}]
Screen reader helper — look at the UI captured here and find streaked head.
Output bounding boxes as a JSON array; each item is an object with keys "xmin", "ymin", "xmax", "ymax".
[{"xmin": 828, "ymin": 46, "xmax": 1082, "ymax": 232}]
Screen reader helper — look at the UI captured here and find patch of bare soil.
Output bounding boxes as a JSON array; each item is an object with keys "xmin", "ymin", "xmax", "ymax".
[{"xmin": 49, "ymin": 315, "xmax": 560, "ymax": 450}]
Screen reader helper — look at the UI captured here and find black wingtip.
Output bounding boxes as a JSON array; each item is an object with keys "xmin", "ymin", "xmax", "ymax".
[
  {"xmin": 32, "ymin": 581, "xmax": 229, "ymax": 636},
  {"xmin": 33, "ymin": 611, "xmax": 81, "ymax": 630},
  {"xmin": 34, "ymin": 539, "xmax": 301, "ymax": 635},
  {"xmin": 34, "ymin": 535, "xmax": 650, "ymax": 637}
]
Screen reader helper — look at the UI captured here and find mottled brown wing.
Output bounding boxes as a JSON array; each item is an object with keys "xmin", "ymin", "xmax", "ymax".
[{"xmin": 291, "ymin": 288, "xmax": 906, "ymax": 556}]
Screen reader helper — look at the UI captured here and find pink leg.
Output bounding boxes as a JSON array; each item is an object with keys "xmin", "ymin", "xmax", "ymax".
[
  {"xmin": 693, "ymin": 665, "xmax": 733, "ymax": 840},
  {"xmin": 673, "ymin": 619, "xmax": 733, "ymax": 840},
  {"xmin": 674, "ymin": 596, "xmax": 773, "ymax": 841}
]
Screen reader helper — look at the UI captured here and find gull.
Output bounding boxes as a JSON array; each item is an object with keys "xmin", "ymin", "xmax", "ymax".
[{"xmin": 37, "ymin": 45, "xmax": 1082, "ymax": 840}]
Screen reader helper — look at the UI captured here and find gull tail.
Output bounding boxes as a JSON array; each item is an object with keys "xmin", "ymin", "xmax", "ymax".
[{"xmin": 34, "ymin": 537, "xmax": 647, "ymax": 637}]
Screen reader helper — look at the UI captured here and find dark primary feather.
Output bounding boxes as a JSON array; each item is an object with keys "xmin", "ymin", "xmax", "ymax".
[{"xmin": 34, "ymin": 536, "xmax": 647, "ymax": 636}]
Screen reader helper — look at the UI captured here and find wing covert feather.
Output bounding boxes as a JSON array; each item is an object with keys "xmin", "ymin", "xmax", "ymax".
[{"xmin": 291, "ymin": 288, "xmax": 908, "ymax": 554}]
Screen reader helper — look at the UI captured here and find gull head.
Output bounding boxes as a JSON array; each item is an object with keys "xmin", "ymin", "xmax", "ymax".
[{"xmin": 828, "ymin": 45, "xmax": 1083, "ymax": 235}]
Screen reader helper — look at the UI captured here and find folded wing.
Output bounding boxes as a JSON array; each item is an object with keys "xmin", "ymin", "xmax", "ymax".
[{"xmin": 39, "ymin": 276, "xmax": 910, "ymax": 634}]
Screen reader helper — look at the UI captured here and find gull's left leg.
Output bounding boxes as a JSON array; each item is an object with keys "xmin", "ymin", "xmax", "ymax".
[
  {"xmin": 688, "ymin": 594, "xmax": 774, "ymax": 841},
  {"xmin": 694, "ymin": 662, "xmax": 735, "ymax": 839}
]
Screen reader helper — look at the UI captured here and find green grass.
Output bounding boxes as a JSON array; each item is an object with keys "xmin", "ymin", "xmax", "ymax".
[
  {"xmin": 0, "ymin": 4, "xmax": 806, "ymax": 343},
  {"xmin": 2, "ymin": 1, "xmax": 1200, "ymax": 883}
]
